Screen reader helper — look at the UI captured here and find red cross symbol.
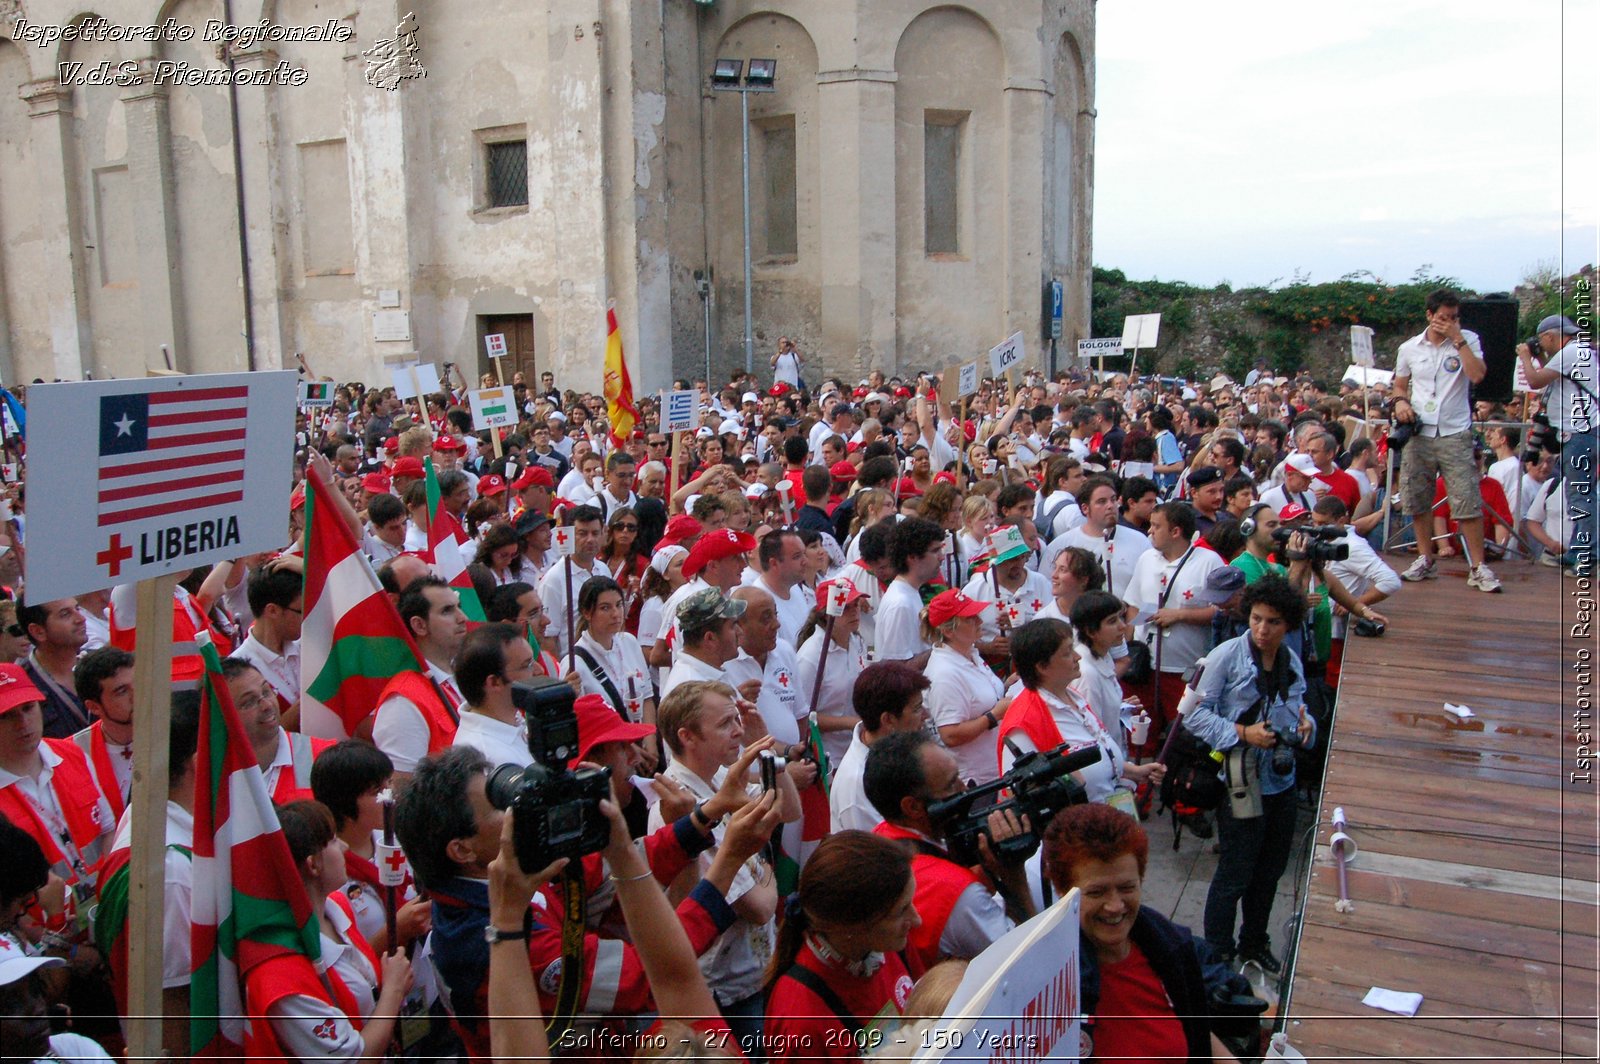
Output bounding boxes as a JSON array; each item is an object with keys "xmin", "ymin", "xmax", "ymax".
[
  {"xmin": 1182, "ymin": 589, "xmax": 1194, "ymax": 601},
  {"xmin": 384, "ymin": 849, "xmax": 408, "ymax": 875},
  {"xmin": 313, "ymin": 1019, "xmax": 338, "ymax": 1042},
  {"xmin": 777, "ymin": 671, "xmax": 790, "ymax": 688},
  {"xmin": 554, "ymin": 529, "xmax": 570, "ymax": 546},
  {"xmin": 97, "ymin": 533, "xmax": 134, "ymax": 577},
  {"xmin": 1029, "ymin": 598, "xmax": 1044, "ymax": 611}
]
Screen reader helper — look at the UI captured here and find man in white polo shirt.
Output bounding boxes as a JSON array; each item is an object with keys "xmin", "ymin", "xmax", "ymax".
[
  {"xmin": 449, "ymin": 623, "xmax": 539, "ymax": 767},
  {"xmin": 1391, "ymin": 288, "xmax": 1499, "ymax": 592}
]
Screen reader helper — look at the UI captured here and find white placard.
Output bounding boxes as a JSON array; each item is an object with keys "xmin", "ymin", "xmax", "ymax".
[
  {"xmin": 484, "ymin": 332, "xmax": 509, "ymax": 360},
  {"xmin": 1350, "ymin": 325, "xmax": 1375, "ymax": 368},
  {"xmin": 469, "ymin": 387, "xmax": 518, "ymax": 430},
  {"xmin": 298, "ymin": 380, "xmax": 335, "ymax": 408},
  {"xmin": 391, "ymin": 362, "xmax": 443, "ymax": 400},
  {"xmin": 1121, "ymin": 313, "xmax": 1162, "ymax": 349},
  {"xmin": 988, "ymin": 331, "xmax": 1026, "ymax": 376},
  {"xmin": 1513, "ymin": 359, "xmax": 1533, "ymax": 394},
  {"xmin": 377, "ymin": 289, "xmax": 402, "ymax": 309},
  {"xmin": 373, "ymin": 309, "xmax": 412, "ymax": 342},
  {"xmin": 958, "ymin": 362, "xmax": 980, "ymax": 398},
  {"xmin": 1077, "ymin": 337, "xmax": 1125, "ymax": 361},
  {"xmin": 551, "ymin": 525, "xmax": 576, "ymax": 556},
  {"xmin": 913, "ymin": 889, "xmax": 1080, "ymax": 1064},
  {"xmin": 23, "ymin": 371, "xmax": 297, "ymax": 599},
  {"xmin": 661, "ymin": 389, "xmax": 701, "ymax": 433},
  {"xmin": 1340, "ymin": 364, "xmax": 1393, "ymax": 389}
]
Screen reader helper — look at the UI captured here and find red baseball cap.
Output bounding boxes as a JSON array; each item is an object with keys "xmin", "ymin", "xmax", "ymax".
[
  {"xmin": 891, "ymin": 477, "xmax": 923, "ymax": 498},
  {"xmin": 361, "ymin": 472, "xmax": 392, "ymax": 494},
  {"xmin": 767, "ymin": 383, "xmax": 791, "ymax": 397},
  {"xmin": 512, "ymin": 466, "xmax": 555, "ymax": 491},
  {"xmin": 433, "ymin": 434, "xmax": 466, "ymax": 453},
  {"xmin": 829, "ymin": 461, "xmax": 858, "ymax": 481},
  {"xmin": 893, "ymin": 386, "xmax": 912, "ymax": 399},
  {"xmin": 1278, "ymin": 503, "xmax": 1310, "ymax": 522},
  {"xmin": 682, "ymin": 527, "xmax": 757, "ymax": 579},
  {"xmin": 289, "ymin": 482, "xmax": 306, "ymax": 511},
  {"xmin": 926, "ymin": 589, "xmax": 989, "ymax": 628},
  {"xmin": 815, "ymin": 578, "xmax": 869, "ymax": 612},
  {"xmin": 478, "ymin": 474, "xmax": 507, "ymax": 497},
  {"xmin": 383, "ymin": 437, "xmax": 401, "ymax": 454},
  {"xmin": 932, "ymin": 471, "xmax": 957, "ymax": 486},
  {"xmin": 574, "ymin": 694, "xmax": 654, "ymax": 763},
  {"xmin": 391, "ymin": 456, "xmax": 425, "ymax": 480},
  {"xmin": 0, "ymin": 664, "xmax": 45, "ymax": 716},
  {"xmin": 658, "ymin": 514, "xmax": 704, "ymax": 549}
]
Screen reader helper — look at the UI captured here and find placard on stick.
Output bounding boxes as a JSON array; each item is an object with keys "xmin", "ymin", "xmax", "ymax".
[
  {"xmin": 661, "ymin": 389, "xmax": 701, "ymax": 434},
  {"xmin": 469, "ymin": 386, "xmax": 518, "ymax": 430},
  {"xmin": 1350, "ymin": 325, "xmax": 1376, "ymax": 368},
  {"xmin": 390, "ymin": 361, "xmax": 442, "ymax": 400},
  {"xmin": 988, "ymin": 332, "xmax": 1026, "ymax": 377},
  {"xmin": 23, "ymin": 371, "xmax": 298, "ymax": 600},
  {"xmin": 299, "ymin": 379, "xmax": 335, "ymax": 408},
  {"xmin": 1121, "ymin": 313, "xmax": 1162, "ymax": 350},
  {"xmin": 1076, "ymin": 337, "xmax": 1124, "ymax": 362}
]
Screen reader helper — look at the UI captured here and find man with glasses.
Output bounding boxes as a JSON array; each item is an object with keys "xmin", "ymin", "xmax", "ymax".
[
  {"xmin": 228, "ymin": 559, "xmax": 305, "ymax": 728},
  {"xmin": 220, "ymin": 658, "xmax": 331, "ymax": 804},
  {"xmin": 449, "ymin": 623, "xmax": 538, "ymax": 766},
  {"xmin": 592, "ymin": 452, "xmax": 639, "ymax": 520}
]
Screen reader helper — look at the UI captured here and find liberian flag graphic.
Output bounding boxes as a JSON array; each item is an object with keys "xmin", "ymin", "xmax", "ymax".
[
  {"xmin": 98, "ymin": 386, "xmax": 247, "ymax": 526},
  {"xmin": 300, "ymin": 468, "xmax": 428, "ymax": 739},
  {"xmin": 190, "ymin": 632, "xmax": 321, "ymax": 1057}
]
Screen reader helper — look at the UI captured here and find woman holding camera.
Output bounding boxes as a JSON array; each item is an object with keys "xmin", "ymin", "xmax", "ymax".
[{"xmin": 1182, "ymin": 575, "xmax": 1313, "ymax": 974}]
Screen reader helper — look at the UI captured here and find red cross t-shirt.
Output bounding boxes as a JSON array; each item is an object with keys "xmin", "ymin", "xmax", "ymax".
[{"xmin": 1090, "ymin": 941, "xmax": 1187, "ymax": 1064}]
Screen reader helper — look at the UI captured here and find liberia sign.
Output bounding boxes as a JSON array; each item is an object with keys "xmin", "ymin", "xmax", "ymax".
[{"xmin": 24, "ymin": 371, "xmax": 297, "ymax": 600}]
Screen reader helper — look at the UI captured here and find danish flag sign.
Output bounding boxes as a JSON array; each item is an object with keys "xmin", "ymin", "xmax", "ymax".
[{"xmin": 24, "ymin": 371, "xmax": 297, "ymax": 600}]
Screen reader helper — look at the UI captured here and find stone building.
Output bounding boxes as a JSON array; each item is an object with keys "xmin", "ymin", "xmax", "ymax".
[{"xmin": 0, "ymin": 0, "xmax": 1094, "ymax": 392}]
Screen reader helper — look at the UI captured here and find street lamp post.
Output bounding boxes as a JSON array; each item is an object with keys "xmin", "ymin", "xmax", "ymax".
[{"xmin": 710, "ymin": 58, "xmax": 775, "ymax": 379}]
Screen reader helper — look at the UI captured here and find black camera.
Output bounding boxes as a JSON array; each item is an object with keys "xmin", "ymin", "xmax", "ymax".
[
  {"xmin": 1529, "ymin": 412, "xmax": 1563, "ymax": 455},
  {"xmin": 484, "ymin": 679, "xmax": 613, "ymax": 873},
  {"xmin": 926, "ymin": 742, "xmax": 1101, "ymax": 866},
  {"xmin": 1271, "ymin": 524, "xmax": 1349, "ymax": 564},
  {"xmin": 1264, "ymin": 721, "xmax": 1308, "ymax": 776}
]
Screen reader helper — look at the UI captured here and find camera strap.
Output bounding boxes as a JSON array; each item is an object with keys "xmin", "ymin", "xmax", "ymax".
[
  {"xmin": 571, "ymin": 646, "xmax": 628, "ymax": 719},
  {"xmin": 542, "ymin": 865, "xmax": 589, "ymax": 1043},
  {"xmin": 781, "ymin": 965, "xmax": 865, "ymax": 1036}
]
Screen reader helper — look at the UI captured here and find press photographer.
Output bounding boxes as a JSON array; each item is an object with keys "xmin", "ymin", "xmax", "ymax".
[
  {"xmin": 1180, "ymin": 575, "xmax": 1314, "ymax": 976},
  {"xmin": 863, "ymin": 730, "xmax": 1096, "ymax": 969},
  {"xmin": 1516, "ymin": 314, "xmax": 1597, "ymax": 574}
]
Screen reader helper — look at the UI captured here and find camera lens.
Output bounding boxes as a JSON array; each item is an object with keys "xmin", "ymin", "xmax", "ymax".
[{"xmin": 485, "ymin": 762, "xmax": 549, "ymax": 809}]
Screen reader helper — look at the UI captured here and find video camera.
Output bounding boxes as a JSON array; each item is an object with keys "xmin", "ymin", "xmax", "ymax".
[
  {"xmin": 926, "ymin": 741, "xmax": 1101, "ymax": 866},
  {"xmin": 485, "ymin": 679, "xmax": 613, "ymax": 874},
  {"xmin": 1271, "ymin": 523, "xmax": 1349, "ymax": 564}
]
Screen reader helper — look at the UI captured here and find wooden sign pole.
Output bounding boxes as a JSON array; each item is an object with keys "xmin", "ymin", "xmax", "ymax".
[
  {"xmin": 125, "ymin": 573, "xmax": 179, "ymax": 1062},
  {"xmin": 668, "ymin": 430, "xmax": 682, "ymax": 510}
]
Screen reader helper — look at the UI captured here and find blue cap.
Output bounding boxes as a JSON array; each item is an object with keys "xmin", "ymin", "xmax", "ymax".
[{"xmin": 1537, "ymin": 315, "xmax": 1579, "ymax": 336}]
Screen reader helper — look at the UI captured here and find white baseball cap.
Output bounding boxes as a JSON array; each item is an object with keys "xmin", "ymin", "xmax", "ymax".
[{"xmin": 0, "ymin": 934, "xmax": 65, "ymax": 987}]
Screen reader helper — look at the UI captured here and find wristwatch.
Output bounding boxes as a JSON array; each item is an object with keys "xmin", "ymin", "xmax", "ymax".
[
  {"xmin": 484, "ymin": 925, "xmax": 530, "ymax": 945},
  {"xmin": 984, "ymin": 709, "xmax": 999, "ymax": 730}
]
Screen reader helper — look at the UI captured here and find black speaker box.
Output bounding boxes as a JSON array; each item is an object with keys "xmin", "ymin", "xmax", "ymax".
[{"xmin": 1460, "ymin": 296, "xmax": 1521, "ymax": 405}]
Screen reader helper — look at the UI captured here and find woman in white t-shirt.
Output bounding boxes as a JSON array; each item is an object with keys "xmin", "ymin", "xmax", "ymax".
[
  {"xmin": 573, "ymin": 577, "xmax": 656, "ymax": 739},
  {"xmin": 795, "ymin": 579, "xmax": 870, "ymax": 766},
  {"xmin": 923, "ymin": 589, "xmax": 1009, "ymax": 786},
  {"xmin": 636, "ymin": 545, "xmax": 688, "ymax": 693},
  {"xmin": 1066, "ymin": 590, "xmax": 1138, "ymax": 730}
]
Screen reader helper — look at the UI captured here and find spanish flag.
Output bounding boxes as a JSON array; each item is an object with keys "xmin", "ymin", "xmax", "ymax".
[{"xmin": 603, "ymin": 302, "xmax": 638, "ymax": 448}]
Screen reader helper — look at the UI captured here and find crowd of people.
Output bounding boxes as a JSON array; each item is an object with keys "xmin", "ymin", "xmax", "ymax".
[{"xmin": 0, "ymin": 294, "xmax": 1591, "ymax": 1063}]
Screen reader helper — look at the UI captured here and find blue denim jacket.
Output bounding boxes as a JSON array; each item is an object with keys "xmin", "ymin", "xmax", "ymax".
[{"xmin": 1183, "ymin": 633, "xmax": 1312, "ymax": 796}]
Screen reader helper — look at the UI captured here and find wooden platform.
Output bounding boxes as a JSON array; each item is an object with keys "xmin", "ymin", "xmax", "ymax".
[{"xmin": 1285, "ymin": 559, "xmax": 1599, "ymax": 1062}]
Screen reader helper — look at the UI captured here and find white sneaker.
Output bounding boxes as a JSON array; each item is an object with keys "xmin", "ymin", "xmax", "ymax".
[
  {"xmin": 1467, "ymin": 564, "xmax": 1502, "ymax": 592},
  {"xmin": 1400, "ymin": 556, "xmax": 1437, "ymax": 581}
]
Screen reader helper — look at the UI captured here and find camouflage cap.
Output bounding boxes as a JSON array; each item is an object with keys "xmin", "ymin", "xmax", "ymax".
[{"xmin": 676, "ymin": 587, "xmax": 747, "ymax": 637}]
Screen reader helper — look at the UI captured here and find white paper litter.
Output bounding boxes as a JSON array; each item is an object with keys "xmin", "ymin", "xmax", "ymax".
[
  {"xmin": 1363, "ymin": 987, "xmax": 1423, "ymax": 1016},
  {"xmin": 1443, "ymin": 702, "xmax": 1475, "ymax": 719}
]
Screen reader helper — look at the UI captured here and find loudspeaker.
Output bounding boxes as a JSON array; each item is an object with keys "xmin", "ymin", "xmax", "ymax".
[{"xmin": 1459, "ymin": 296, "xmax": 1520, "ymax": 405}]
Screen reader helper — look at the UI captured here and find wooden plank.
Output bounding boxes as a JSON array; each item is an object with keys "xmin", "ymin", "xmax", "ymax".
[{"xmin": 1283, "ymin": 563, "xmax": 1597, "ymax": 1061}]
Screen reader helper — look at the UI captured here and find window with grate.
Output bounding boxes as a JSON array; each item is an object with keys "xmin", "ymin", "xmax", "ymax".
[{"xmin": 486, "ymin": 140, "xmax": 528, "ymax": 208}]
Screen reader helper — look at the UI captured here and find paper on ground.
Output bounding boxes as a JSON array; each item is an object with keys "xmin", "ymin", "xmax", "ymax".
[
  {"xmin": 1363, "ymin": 987, "xmax": 1423, "ymax": 1016},
  {"xmin": 1443, "ymin": 702, "xmax": 1475, "ymax": 719}
]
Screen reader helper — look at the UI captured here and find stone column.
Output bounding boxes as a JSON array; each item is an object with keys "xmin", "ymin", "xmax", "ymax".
[
  {"xmin": 120, "ymin": 59, "xmax": 186, "ymax": 372},
  {"xmin": 815, "ymin": 68, "xmax": 897, "ymax": 377},
  {"xmin": 227, "ymin": 46, "xmax": 291, "ymax": 372},
  {"xmin": 19, "ymin": 79, "xmax": 89, "ymax": 381}
]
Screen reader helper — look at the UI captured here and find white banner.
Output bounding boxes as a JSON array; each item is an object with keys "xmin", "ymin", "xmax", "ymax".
[
  {"xmin": 958, "ymin": 362, "xmax": 980, "ymax": 398},
  {"xmin": 24, "ymin": 371, "xmax": 297, "ymax": 599},
  {"xmin": 1076, "ymin": 337, "xmax": 1125, "ymax": 361},
  {"xmin": 989, "ymin": 331, "xmax": 1027, "ymax": 376},
  {"xmin": 913, "ymin": 889, "xmax": 1081, "ymax": 1064},
  {"xmin": 1350, "ymin": 325, "xmax": 1375, "ymax": 368},
  {"xmin": 1121, "ymin": 313, "xmax": 1162, "ymax": 350}
]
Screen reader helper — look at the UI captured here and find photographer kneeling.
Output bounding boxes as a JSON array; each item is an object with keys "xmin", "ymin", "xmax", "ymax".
[
  {"xmin": 1183, "ymin": 575, "xmax": 1313, "ymax": 974},
  {"xmin": 864, "ymin": 731, "xmax": 1035, "ymax": 972}
]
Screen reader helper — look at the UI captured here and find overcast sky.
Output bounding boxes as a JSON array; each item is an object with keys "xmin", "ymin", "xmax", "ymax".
[{"xmin": 1092, "ymin": 0, "xmax": 1598, "ymax": 293}]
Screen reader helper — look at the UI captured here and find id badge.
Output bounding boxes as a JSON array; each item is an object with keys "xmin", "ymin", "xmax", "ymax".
[
  {"xmin": 1423, "ymin": 400, "xmax": 1437, "ymax": 414},
  {"xmin": 1106, "ymin": 789, "xmax": 1138, "ymax": 818}
]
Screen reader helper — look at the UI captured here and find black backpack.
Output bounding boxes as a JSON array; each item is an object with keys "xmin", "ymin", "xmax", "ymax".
[{"xmin": 1160, "ymin": 724, "xmax": 1225, "ymax": 814}]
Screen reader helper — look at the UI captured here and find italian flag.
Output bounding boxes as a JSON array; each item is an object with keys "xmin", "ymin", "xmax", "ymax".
[
  {"xmin": 425, "ymin": 457, "xmax": 488, "ymax": 624},
  {"xmin": 190, "ymin": 633, "xmax": 321, "ymax": 1057},
  {"xmin": 777, "ymin": 713, "xmax": 833, "ymax": 896},
  {"xmin": 300, "ymin": 468, "xmax": 429, "ymax": 739}
]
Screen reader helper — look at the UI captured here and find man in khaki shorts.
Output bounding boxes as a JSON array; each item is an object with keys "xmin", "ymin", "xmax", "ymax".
[{"xmin": 1391, "ymin": 288, "xmax": 1500, "ymax": 592}]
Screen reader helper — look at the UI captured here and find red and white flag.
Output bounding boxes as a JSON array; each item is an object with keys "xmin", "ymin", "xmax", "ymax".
[{"xmin": 97, "ymin": 386, "xmax": 247, "ymax": 526}]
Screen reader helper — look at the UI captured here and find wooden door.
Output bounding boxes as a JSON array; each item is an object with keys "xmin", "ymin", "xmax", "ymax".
[{"xmin": 479, "ymin": 314, "xmax": 536, "ymax": 386}]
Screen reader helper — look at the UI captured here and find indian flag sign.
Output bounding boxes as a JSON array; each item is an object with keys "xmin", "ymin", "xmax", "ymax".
[
  {"xmin": 190, "ymin": 633, "xmax": 320, "ymax": 1056},
  {"xmin": 469, "ymin": 386, "xmax": 517, "ymax": 430}
]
